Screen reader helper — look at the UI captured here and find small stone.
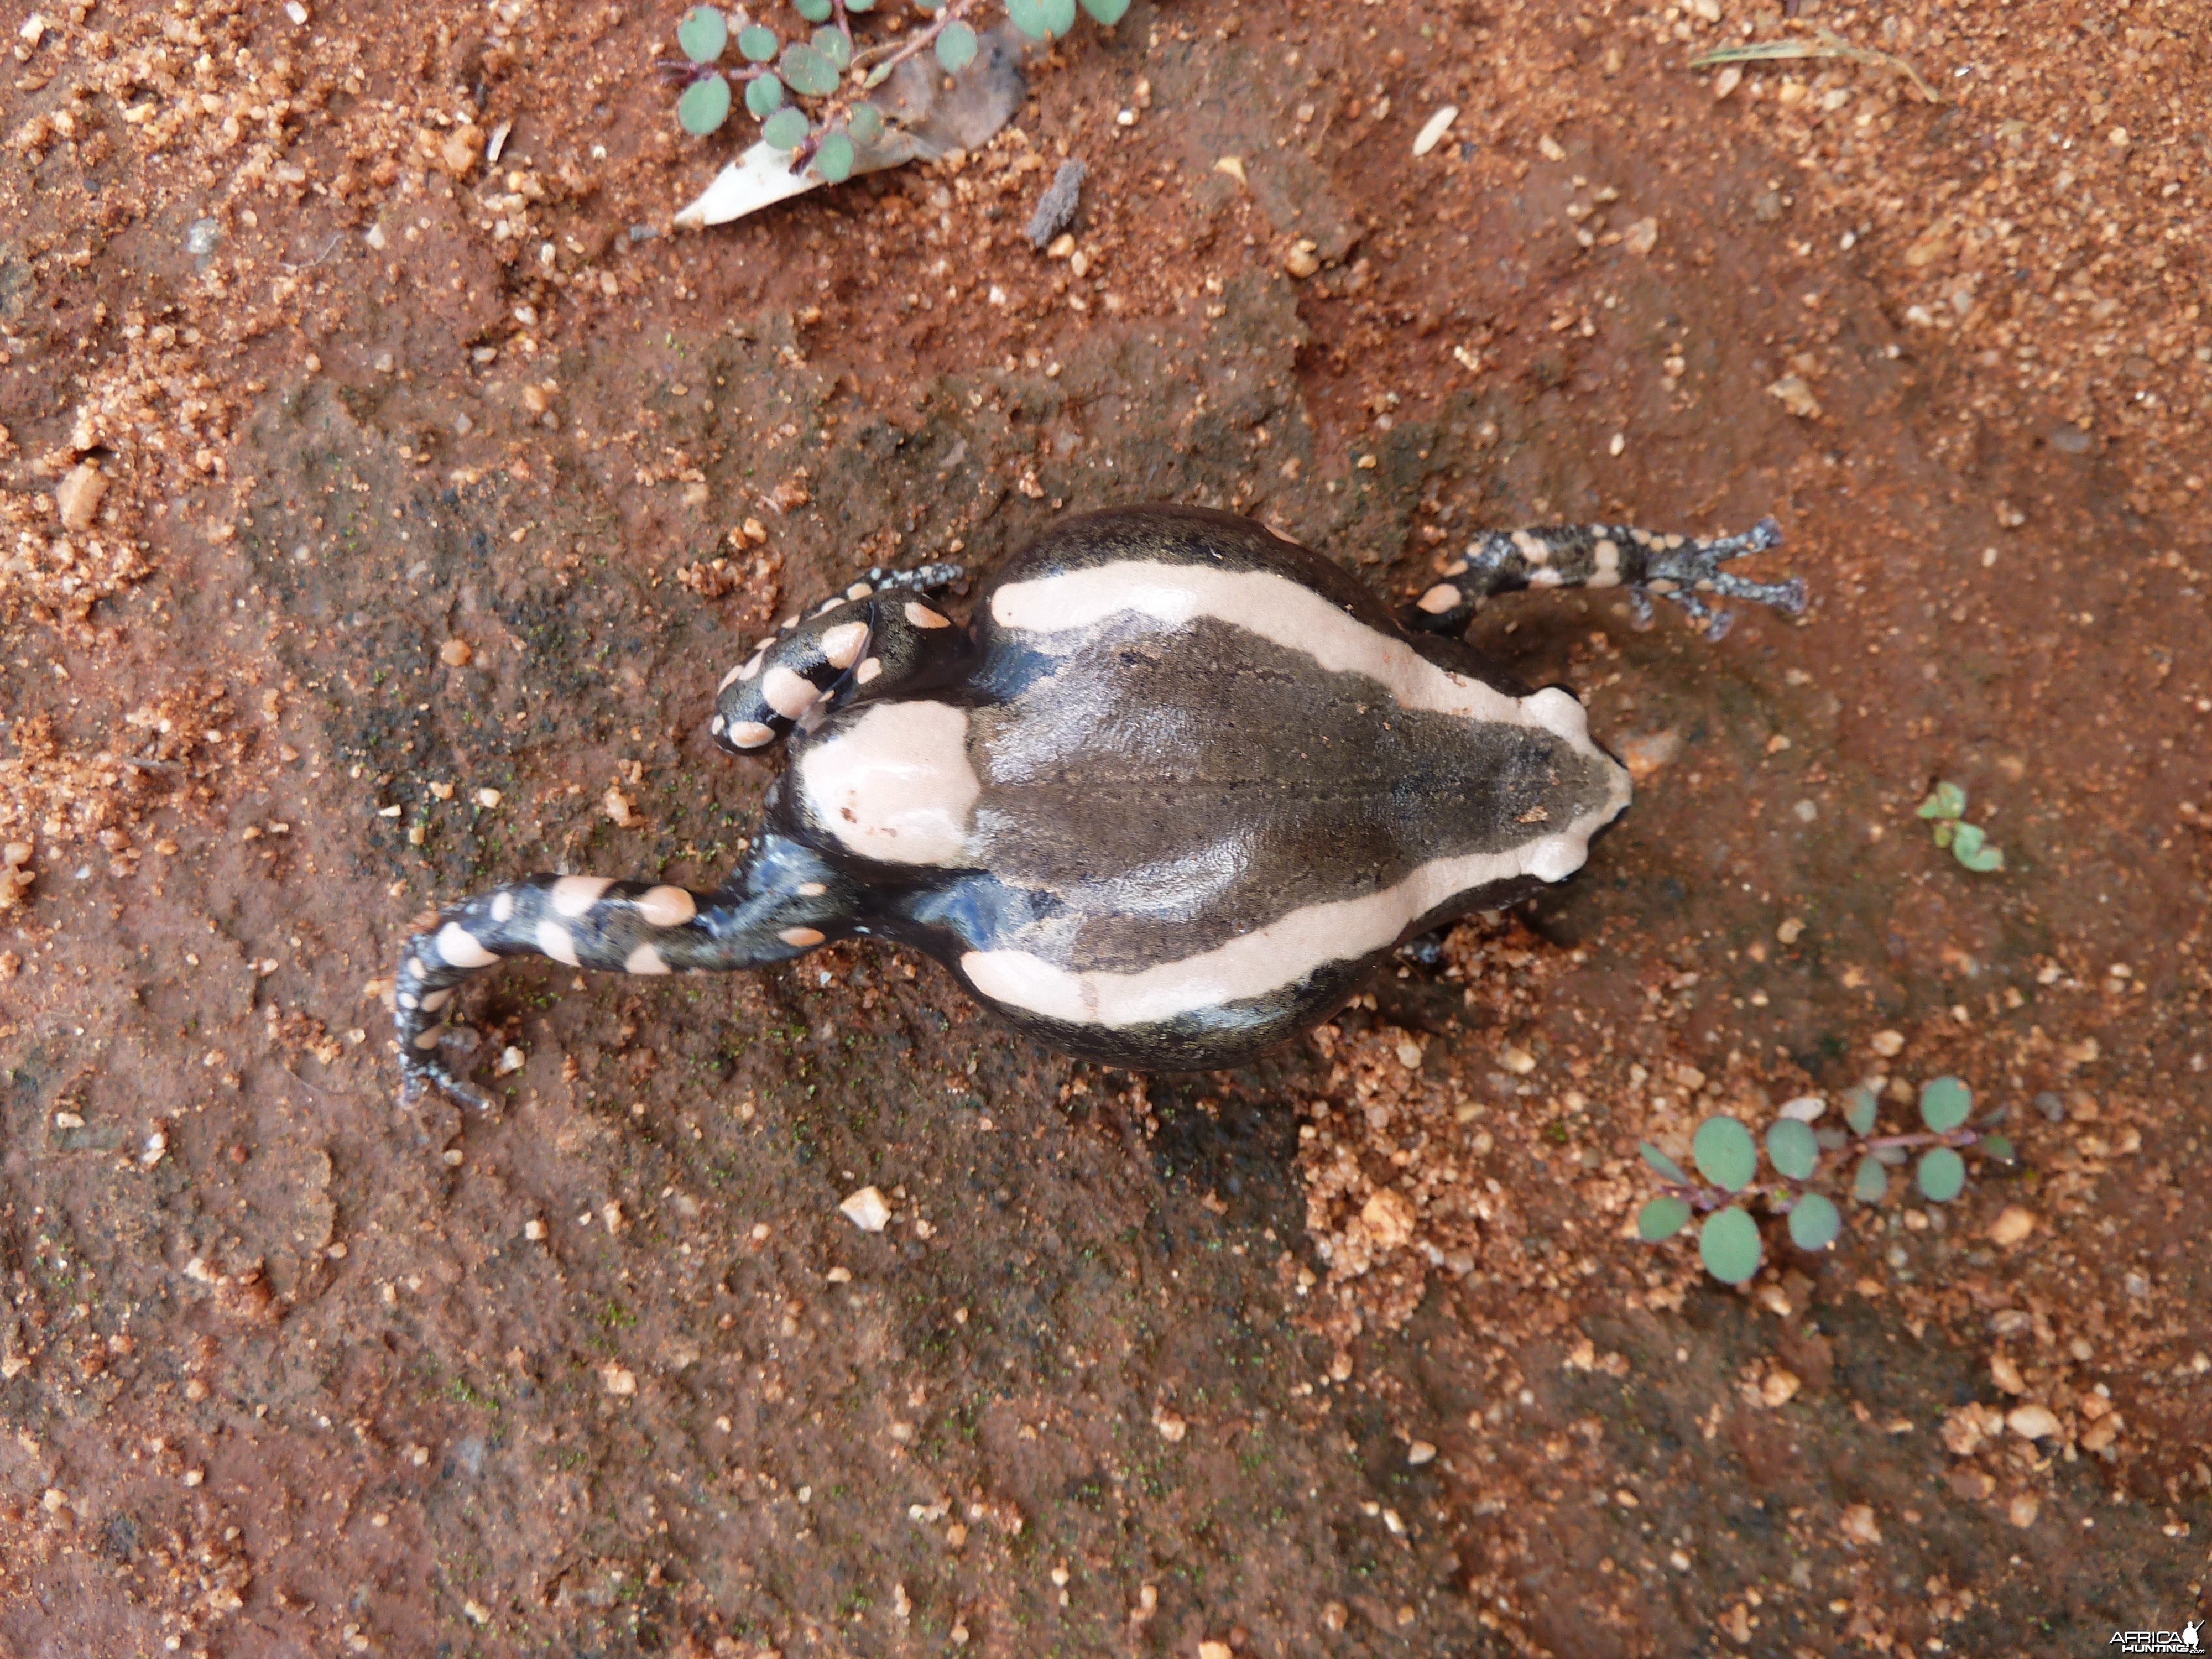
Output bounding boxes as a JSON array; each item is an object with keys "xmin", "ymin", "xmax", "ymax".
[
  {"xmin": 1624, "ymin": 216, "xmax": 1658, "ymax": 255},
  {"xmin": 1538, "ymin": 134, "xmax": 1566, "ymax": 161},
  {"xmin": 1776, "ymin": 917, "xmax": 1805, "ymax": 945},
  {"xmin": 1948, "ymin": 1466, "xmax": 1996, "ymax": 1500},
  {"xmin": 55, "ymin": 462, "xmax": 106, "ymax": 530},
  {"xmin": 1767, "ymin": 374, "xmax": 1821, "ymax": 419},
  {"xmin": 602, "ymin": 787, "xmax": 637, "ymax": 827},
  {"xmin": 2033, "ymin": 1091, "xmax": 2067, "ymax": 1122},
  {"xmin": 840, "ymin": 1185, "xmax": 891, "ymax": 1233},
  {"xmin": 463, "ymin": 1600, "xmax": 490, "ymax": 1626},
  {"xmin": 495, "ymin": 1045, "xmax": 525, "ymax": 1075},
  {"xmin": 475, "ymin": 788, "xmax": 502, "ymax": 809},
  {"xmin": 1870, "ymin": 1029, "xmax": 1906, "ymax": 1058},
  {"xmin": 1322, "ymin": 1603, "xmax": 1349, "ymax": 1632},
  {"xmin": 1045, "ymin": 232, "xmax": 1075, "ymax": 260},
  {"xmin": 186, "ymin": 217, "xmax": 222, "ymax": 256},
  {"xmin": 1713, "ymin": 65, "xmax": 1742, "ymax": 99},
  {"xmin": 1760, "ymin": 1368, "xmax": 1802, "ymax": 1408},
  {"xmin": 2006, "ymin": 1404, "xmax": 2061, "ymax": 1441},
  {"xmin": 2007, "ymin": 1493, "xmax": 2040, "ymax": 1528},
  {"xmin": 1987, "ymin": 1206, "xmax": 2038, "ymax": 1247},
  {"xmin": 1411, "ymin": 105, "xmax": 1458, "ymax": 157},
  {"xmin": 1394, "ymin": 1038, "xmax": 1423, "ymax": 1071},
  {"xmin": 1838, "ymin": 1503, "xmax": 1881, "ymax": 1546},
  {"xmin": 1025, "ymin": 158, "xmax": 1087, "ymax": 249},
  {"xmin": 1618, "ymin": 728, "xmax": 1682, "ymax": 781},
  {"xmin": 1991, "ymin": 1353, "xmax": 2026, "ymax": 1394},
  {"xmin": 1152, "ymin": 1408, "xmax": 1187, "ymax": 1443},
  {"xmin": 1406, "ymin": 1439, "xmax": 1437, "ymax": 1465},
  {"xmin": 1498, "ymin": 1044, "xmax": 1536, "ymax": 1074},
  {"xmin": 1360, "ymin": 1187, "xmax": 1417, "ymax": 1250},
  {"xmin": 439, "ymin": 638, "xmax": 473, "ymax": 667},
  {"xmin": 1199, "ymin": 1643, "xmax": 1233, "ymax": 1659},
  {"xmin": 600, "ymin": 1364, "xmax": 637, "ymax": 1396},
  {"xmin": 1284, "ymin": 239, "xmax": 1320, "ymax": 279},
  {"xmin": 523, "ymin": 1218, "xmax": 546, "ymax": 1241}
]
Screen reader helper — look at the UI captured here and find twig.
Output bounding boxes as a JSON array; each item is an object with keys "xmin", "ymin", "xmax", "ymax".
[{"xmin": 1689, "ymin": 28, "xmax": 1941, "ymax": 106}]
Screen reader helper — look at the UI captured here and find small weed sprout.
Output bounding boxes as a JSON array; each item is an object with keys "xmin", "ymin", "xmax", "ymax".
[
  {"xmin": 1916, "ymin": 779, "xmax": 2005, "ymax": 872},
  {"xmin": 667, "ymin": 0, "xmax": 1130, "ymax": 175},
  {"xmin": 1636, "ymin": 1076, "xmax": 2016, "ymax": 1285}
]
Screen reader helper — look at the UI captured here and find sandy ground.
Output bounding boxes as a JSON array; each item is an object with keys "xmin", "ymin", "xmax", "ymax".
[{"xmin": 2, "ymin": 0, "xmax": 2208, "ymax": 1654}]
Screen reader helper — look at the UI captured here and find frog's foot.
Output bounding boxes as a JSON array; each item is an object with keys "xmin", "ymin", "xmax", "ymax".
[
  {"xmin": 712, "ymin": 563, "xmax": 968, "ymax": 759},
  {"xmin": 400, "ymin": 1040, "xmax": 492, "ymax": 1114},
  {"xmin": 1406, "ymin": 517, "xmax": 1803, "ymax": 641},
  {"xmin": 1634, "ymin": 518, "xmax": 1804, "ymax": 640},
  {"xmin": 392, "ymin": 839, "xmax": 859, "ymax": 1108}
]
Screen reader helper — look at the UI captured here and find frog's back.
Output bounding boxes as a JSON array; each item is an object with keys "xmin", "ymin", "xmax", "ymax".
[{"xmin": 791, "ymin": 505, "xmax": 1629, "ymax": 1063}]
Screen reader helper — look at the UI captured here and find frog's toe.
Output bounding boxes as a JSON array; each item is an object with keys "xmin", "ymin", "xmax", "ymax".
[{"xmin": 400, "ymin": 1045, "xmax": 492, "ymax": 1114}]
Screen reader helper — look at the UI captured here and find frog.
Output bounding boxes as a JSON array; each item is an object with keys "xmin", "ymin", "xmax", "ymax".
[{"xmin": 394, "ymin": 504, "xmax": 1801, "ymax": 1105}]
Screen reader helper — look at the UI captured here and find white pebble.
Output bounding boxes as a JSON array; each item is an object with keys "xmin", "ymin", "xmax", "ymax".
[
  {"xmin": 1412, "ymin": 105, "xmax": 1459, "ymax": 158},
  {"xmin": 839, "ymin": 1185, "xmax": 891, "ymax": 1233}
]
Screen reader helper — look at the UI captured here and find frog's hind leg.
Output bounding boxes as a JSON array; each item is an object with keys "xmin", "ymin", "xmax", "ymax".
[
  {"xmin": 1405, "ymin": 518, "xmax": 1803, "ymax": 641},
  {"xmin": 394, "ymin": 833, "xmax": 856, "ymax": 1108},
  {"xmin": 710, "ymin": 561, "xmax": 965, "ymax": 757}
]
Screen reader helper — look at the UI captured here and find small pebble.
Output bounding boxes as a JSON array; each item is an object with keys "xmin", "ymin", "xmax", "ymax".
[
  {"xmin": 185, "ymin": 218, "xmax": 222, "ymax": 256},
  {"xmin": 1870, "ymin": 1029, "xmax": 1906, "ymax": 1058},
  {"xmin": 2006, "ymin": 1404, "xmax": 2060, "ymax": 1441},
  {"xmin": 1025, "ymin": 158, "xmax": 1087, "ymax": 249},
  {"xmin": 1406, "ymin": 1439, "xmax": 1436, "ymax": 1465},
  {"xmin": 2033, "ymin": 1091, "xmax": 2067, "ymax": 1123},
  {"xmin": 475, "ymin": 788, "xmax": 502, "ymax": 809},
  {"xmin": 440, "ymin": 639, "xmax": 473, "ymax": 667},
  {"xmin": 1986, "ymin": 1206, "xmax": 2038, "ymax": 1247},
  {"xmin": 1411, "ymin": 104, "xmax": 1458, "ymax": 157},
  {"xmin": 839, "ymin": 1185, "xmax": 891, "ymax": 1233}
]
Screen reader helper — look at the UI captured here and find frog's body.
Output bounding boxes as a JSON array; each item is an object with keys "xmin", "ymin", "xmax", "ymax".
[{"xmin": 395, "ymin": 505, "xmax": 1799, "ymax": 1099}]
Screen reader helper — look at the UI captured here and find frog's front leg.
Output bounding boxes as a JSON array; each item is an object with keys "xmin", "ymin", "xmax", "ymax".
[
  {"xmin": 712, "ymin": 561, "xmax": 964, "ymax": 754},
  {"xmin": 393, "ymin": 833, "xmax": 857, "ymax": 1108},
  {"xmin": 1406, "ymin": 518, "xmax": 1803, "ymax": 641}
]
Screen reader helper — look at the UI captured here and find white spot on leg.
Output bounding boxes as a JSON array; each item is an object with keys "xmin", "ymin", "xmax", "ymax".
[
  {"xmin": 491, "ymin": 891, "xmax": 516, "ymax": 923},
  {"xmin": 779, "ymin": 926, "xmax": 825, "ymax": 947},
  {"xmin": 904, "ymin": 602, "xmax": 951, "ymax": 629},
  {"xmin": 1417, "ymin": 583, "xmax": 1462, "ymax": 614},
  {"xmin": 1511, "ymin": 529, "xmax": 1551, "ymax": 564},
  {"xmin": 637, "ymin": 885, "xmax": 696, "ymax": 928},
  {"xmin": 421, "ymin": 987, "xmax": 453, "ymax": 1013},
  {"xmin": 552, "ymin": 875, "xmax": 614, "ymax": 917},
  {"xmin": 624, "ymin": 942, "xmax": 671, "ymax": 975},
  {"xmin": 796, "ymin": 881, "xmax": 828, "ymax": 896},
  {"xmin": 537, "ymin": 920, "xmax": 581, "ymax": 967},
  {"xmin": 854, "ymin": 657, "xmax": 883, "ymax": 685},
  {"xmin": 794, "ymin": 700, "xmax": 979, "ymax": 866},
  {"xmin": 435, "ymin": 923, "xmax": 497, "ymax": 969},
  {"xmin": 1590, "ymin": 538, "xmax": 1622, "ymax": 589},
  {"xmin": 763, "ymin": 665, "xmax": 820, "ymax": 720},
  {"xmin": 413, "ymin": 1024, "xmax": 447, "ymax": 1051},
  {"xmin": 844, "ymin": 581, "xmax": 874, "ymax": 600},
  {"xmin": 818, "ymin": 620, "xmax": 869, "ymax": 669},
  {"xmin": 710, "ymin": 714, "xmax": 727, "ymax": 736}
]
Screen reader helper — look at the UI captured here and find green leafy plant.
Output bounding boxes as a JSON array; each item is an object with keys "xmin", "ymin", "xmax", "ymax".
[
  {"xmin": 666, "ymin": 0, "xmax": 1129, "ymax": 174},
  {"xmin": 1635, "ymin": 1076, "xmax": 2015, "ymax": 1286},
  {"xmin": 1915, "ymin": 779, "xmax": 2005, "ymax": 872}
]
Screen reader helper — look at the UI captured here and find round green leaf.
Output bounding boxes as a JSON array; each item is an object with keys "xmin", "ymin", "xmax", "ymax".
[
  {"xmin": 1787, "ymin": 1192, "xmax": 1843, "ymax": 1252},
  {"xmin": 780, "ymin": 41, "xmax": 839, "ymax": 96},
  {"xmin": 1918, "ymin": 1076, "xmax": 1973, "ymax": 1134},
  {"xmin": 812, "ymin": 25, "xmax": 852, "ymax": 69},
  {"xmin": 1954, "ymin": 834, "xmax": 2006, "ymax": 873},
  {"xmin": 1698, "ymin": 1207, "xmax": 1763, "ymax": 1285},
  {"xmin": 761, "ymin": 106, "xmax": 810, "ymax": 149},
  {"xmin": 1851, "ymin": 1154, "xmax": 1888, "ymax": 1204},
  {"xmin": 848, "ymin": 102, "xmax": 884, "ymax": 146},
  {"xmin": 1765, "ymin": 1118, "xmax": 1819, "ymax": 1182},
  {"xmin": 1841, "ymin": 1086, "xmax": 1878, "ymax": 1138},
  {"xmin": 1080, "ymin": 0, "xmax": 1130, "ymax": 20},
  {"xmin": 677, "ymin": 74, "xmax": 732, "ymax": 135},
  {"xmin": 744, "ymin": 72, "xmax": 785, "ymax": 117},
  {"xmin": 793, "ymin": 0, "xmax": 831, "ymax": 17},
  {"xmin": 1916, "ymin": 781, "xmax": 1966, "ymax": 820},
  {"xmin": 1917, "ymin": 1146, "xmax": 1966, "ymax": 1202},
  {"xmin": 912, "ymin": 0, "xmax": 943, "ymax": 9},
  {"xmin": 1005, "ymin": 0, "xmax": 1052, "ymax": 38},
  {"xmin": 735, "ymin": 22, "xmax": 778, "ymax": 61},
  {"xmin": 935, "ymin": 19, "xmax": 978, "ymax": 72},
  {"xmin": 1691, "ymin": 1116, "xmax": 1759, "ymax": 1193},
  {"xmin": 1042, "ymin": 0, "xmax": 1077, "ymax": 32},
  {"xmin": 812, "ymin": 129, "xmax": 855, "ymax": 183},
  {"xmin": 1638, "ymin": 1140, "xmax": 1687, "ymax": 1185},
  {"xmin": 676, "ymin": 4, "xmax": 727, "ymax": 62},
  {"xmin": 1636, "ymin": 1196, "xmax": 1692, "ymax": 1243},
  {"xmin": 1981, "ymin": 1133, "xmax": 2015, "ymax": 1163},
  {"xmin": 844, "ymin": 0, "xmax": 873, "ymax": 10}
]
